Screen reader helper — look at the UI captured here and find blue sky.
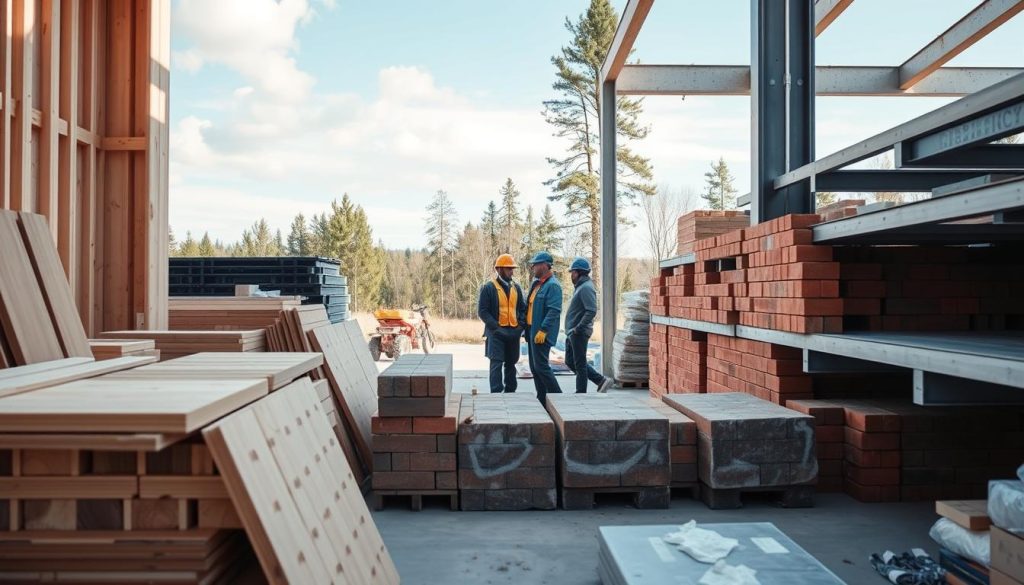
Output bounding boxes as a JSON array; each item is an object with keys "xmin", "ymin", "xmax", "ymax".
[{"xmin": 169, "ymin": 0, "xmax": 1023, "ymax": 256}]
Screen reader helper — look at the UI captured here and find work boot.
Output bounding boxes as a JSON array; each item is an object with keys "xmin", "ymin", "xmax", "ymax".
[{"xmin": 597, "ymin": 378, "xmax": 613, "ymax": 393}]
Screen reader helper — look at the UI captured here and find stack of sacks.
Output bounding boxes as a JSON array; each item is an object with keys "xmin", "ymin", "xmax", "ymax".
[{"xmin": 612, "ymin": 290, "xmax": 650, "ymax": 384}]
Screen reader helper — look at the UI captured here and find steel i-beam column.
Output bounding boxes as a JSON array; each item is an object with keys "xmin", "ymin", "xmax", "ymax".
[
  {"xmin": 600, "ymin": 79, "xmax": 617, "ymax": 379},
  {"xmin": 751, "ymin": 0, "xmax": 815, "ymax": 223}
]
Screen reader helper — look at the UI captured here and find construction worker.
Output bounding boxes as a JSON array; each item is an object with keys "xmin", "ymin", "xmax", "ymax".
[
  {"xmin": 477, "ymin": 254, "xmax": 526, "ymax": 394},
  {"xmin": 565, "ymin": 257, "xmax": 613, "ymax": 393},
  {"xmin": 525, "ymin": 251, "xmax": 562, "ymax": 405}
]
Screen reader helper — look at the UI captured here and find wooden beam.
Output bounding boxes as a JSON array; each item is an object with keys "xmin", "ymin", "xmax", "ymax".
[
  {"xmin": 100, "ymin": 135, "xmax": 144, "ymax": 150},
  {"xmin": 103, "ymin": 0, "xmax": 131, "ymax": 331},
  {"xmin": 148, "ymin": 0, "xmax": 170, "ymax": 330},
  {"xmin": 899, "ymin": 0, "xmax": 1024, "ymax": 89},
  {"xmin": 38, "ymin": 0, "xmax": 60, "ymax": 236},
  {"xmin": 10, "ymin": 0, "xmax": 34, "ymax": 211},
  {"xmin": 600, "ymin": 0, "xmax": 654, "ymax": 83},
  {"xmin": 74, "ymin": 125, "xmax": 96, "ymax": 145},
  {"xmin": 1, "ymin": 0, "xmax": 12, "ymax": 209}
]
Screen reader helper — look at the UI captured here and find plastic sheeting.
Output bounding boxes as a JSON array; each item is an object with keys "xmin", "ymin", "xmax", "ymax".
[
  {"xmin": 928, "ymin": 518, "xmax": 990, "ymax": 566},
  {"xmin": 989, "ymin": 478, "xmax": 1024, "ymax": 534},
  {"xmin": 612, "ymin": 289, "xmax": 650, "ymax": 383}
]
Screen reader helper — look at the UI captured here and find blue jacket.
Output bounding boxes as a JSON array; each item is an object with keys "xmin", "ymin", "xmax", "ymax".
[
  {"xmin": 565, "ymin": 275, "xmax": 598, "ymax": 338},
  {"xmin": 526, "ymin": 274, "xmax": 562, "ymax": 345}
]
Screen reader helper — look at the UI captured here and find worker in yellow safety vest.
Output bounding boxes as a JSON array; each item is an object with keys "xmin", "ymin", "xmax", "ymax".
[{"xmin": 477, "ymin": 254, "xmax": 527, "ymax": 393}]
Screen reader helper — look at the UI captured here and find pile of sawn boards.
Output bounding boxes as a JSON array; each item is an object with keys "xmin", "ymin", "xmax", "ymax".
[{"xmin": 170, "ymin": 256, "xmax": 350, "ymax": 323}]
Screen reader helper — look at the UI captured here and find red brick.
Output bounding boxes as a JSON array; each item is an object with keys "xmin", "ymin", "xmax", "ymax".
[
  {"xmin": 371, "ymin": 415, "xmax": 413, "ymax": 435},
  {"xmin": 412, "ymin": 415, "xmax": 457, "ymax": 435}
]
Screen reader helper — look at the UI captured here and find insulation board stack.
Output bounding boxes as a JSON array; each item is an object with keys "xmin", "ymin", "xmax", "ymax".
[
  {"xmin": 372, "ymin": 354, "xmax": 460, "ymax": 506},
  {"xmin": 663, "ymin": 392, "xmax": 817, "ymax": 508},
  {"xmin": 546, "ymin": 394, "xmax": 671, "ymax": 510},
  {"xmin": 457, "ymin": 393, "xmax": 557, "ymax": 510}
]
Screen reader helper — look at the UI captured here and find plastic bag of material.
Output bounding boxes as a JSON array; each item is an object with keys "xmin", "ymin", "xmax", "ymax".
[
  {"xmin": 928, "ymin": 518, "xmax": 989, "ymax": 566},
  {"xmin": 664, "ymin": 520, "xmax": 740, "ymax": 564},
  {"xmin": 611, "ymin": 289, "xmax": 653, "ymax": 383},
  {"xmin": 699, "ymin": 560, "xmax": 760, "ymax": 585},
  {"xmin": 989, "ymin": 478, "xmax": 1024, "ymax": 534}
]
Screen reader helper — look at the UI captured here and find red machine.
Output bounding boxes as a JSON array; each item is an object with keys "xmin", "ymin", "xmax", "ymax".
[{"xmin": 368, "ymin": 305, "xmax": 436, "ymax": 361}]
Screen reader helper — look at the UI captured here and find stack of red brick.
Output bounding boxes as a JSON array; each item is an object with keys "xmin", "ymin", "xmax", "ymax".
[
  {"xmin": 705, "ymin": 333, "xmax": 812, "ymax": 405},
  {"xmin": 648, "ymin": 324, "xmax": 669, "ymax": 398},
  {"xmin": 677, "ymin": 210, "xmax": 750, "ymax": 254}
]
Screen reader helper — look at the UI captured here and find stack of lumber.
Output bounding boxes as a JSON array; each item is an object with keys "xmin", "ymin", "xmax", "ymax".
[
  {"xmin": 99, "ymin": 330, "xmax": 266, "ymax": 361},
  {"xmin": 664, "ymin": 392, "xmax": 817, "ymax": 509},
  {"xmin": 786, "ymin": 399, "xmax": 1024, "ymax": 503},
  {"xmin": 168, "ymin": 296, "xmax": 301, "ymax": 331},
  {"xmin": 371, "ymin": 354, "xmax": 460, "ymax": 509},
  {"xmin": 0, "ymin": 211, "xmax": 92, "ymax": 368},
  {"xmin": 169, "ymin": 256, "xmax": 350, "ymax": 323},
  {"xmin": 546, "ymin": 394, "xmax": 671, "ymax": 510},
  {"xmin": 646, "ymin": 397, "xmax": 698, "ymax": 492},
  {"xmin": 457, "ymin": 393, "xmax": 557, "ymax": 511},
  {"xmin": 265, "ymin": 304, "xmax": 330, "ymax": 379},
  {"xmin": 676, "ymin": 210, "xmax": 750, "ymax": 255},
  {"xmin": 88, "ymin": 339, "xmax": 158, "ymax": 361}
]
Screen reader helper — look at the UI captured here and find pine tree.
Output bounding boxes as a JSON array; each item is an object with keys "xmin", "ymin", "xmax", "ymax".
[
  {"xmin": 815, "ymin": 191, "xmax": 837, "ymax": 208},
  {"xmin": 425, "ymin": 190, "xmax": 459, "ymax": 318},
  {"xmin": 178, "ymin": 231, "xmax": 200, "ymax": 256},
  {"xmin": 543, "ymin": 0, "xmax": 655, "ymax": 284},
  {"xmin": 701, "ymin": 157, "xmax": 738, "ymax": 210},
  {"xmin": 496, "ymin": 178, "xmax": 523, "ymax": 255},
  {"xmin": 309, "ymin": 213, "xmax": 332, "ymax": 257},
  {"xmin": 535, "ymin": 204, "xmax": 563, "ymax": 257},
  {"xmin": 236, "ymin": 219, "xmax": 278, "ymax": 256},
  {"xmin": 287, "ymin": 213, "xmax": 311, "ymax": 255},
  {"xmin": 198, "ymin": 232, "xmax": 216, "ymax": 257},
  {"xmin": 481, "ymin": 200, "xmax": 499, "ymax": 254}
]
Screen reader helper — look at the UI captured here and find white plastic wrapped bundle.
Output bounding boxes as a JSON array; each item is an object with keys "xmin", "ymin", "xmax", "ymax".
[
  {"xmin": 612, "ymin": 290, "xmax": 651, "ymax": 383},
  {"xmin": 989, "ymin": 475, "xmax": 1024, "ymax": 534}
]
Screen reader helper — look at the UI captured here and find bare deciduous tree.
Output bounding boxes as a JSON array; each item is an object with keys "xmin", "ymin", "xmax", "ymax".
[{"xmin": 639, "ymin": 184, "xmax": 695, "ymax": 274}]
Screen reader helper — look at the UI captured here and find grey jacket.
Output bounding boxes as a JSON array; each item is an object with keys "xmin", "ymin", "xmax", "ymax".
[{"xmin": 565, "ymin": 275, "xmax": 598, "ymax": 338}]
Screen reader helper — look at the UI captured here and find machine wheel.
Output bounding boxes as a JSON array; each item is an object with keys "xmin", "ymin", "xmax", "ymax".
[
  {"xmin": 368, "ymin": 336, "xmax": 382, "ymax": 361},
  {"xmin": 394, "ymin": 335, "xmax": 412, "ymax": 359},
  {"xmin": 420, "ymin": 327, "xmax": 436, "ymax": 354}
]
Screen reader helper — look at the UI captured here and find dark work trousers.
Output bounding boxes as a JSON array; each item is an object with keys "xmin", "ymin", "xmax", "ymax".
[
  {"xmin": 486, "ymin": 328, "xmax": 520, "ymax": 393},
  {"xmin": 527, "ymin": 338, "xmax": 561, "ymax": 406},
  {"xmin": 564, "ymin": 331, "xmax": 605, "ymax": 393}
]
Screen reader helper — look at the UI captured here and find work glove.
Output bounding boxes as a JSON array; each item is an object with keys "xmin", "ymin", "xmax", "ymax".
[{"xmin": 534, "ymin": 330, "xmax": 547, "ymax": 345}]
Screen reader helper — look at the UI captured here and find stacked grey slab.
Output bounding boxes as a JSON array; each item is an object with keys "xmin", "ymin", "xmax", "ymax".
[
  {"xmin": 663, "ymin": 392, "xmax": 817, "ymax": 508},
  {"xmin": 377, "ymin": 354, "xmax": 453, "ymax": 417},
  {"xmin": 546, "ymin": 394, "xmax": 671, "ymax": 509},
  {"xmin": 598, "ymin": 523, "xmax": 845, "ymax": 585},
  {"xmin": 457, "ymin": 393, "xmax": 557, "ymax": 510}
]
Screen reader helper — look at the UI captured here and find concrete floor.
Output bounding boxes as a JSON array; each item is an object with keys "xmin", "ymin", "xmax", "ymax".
[{"xmin": 373, "ymin": 493, "xmax": 937, "ymax": 585}]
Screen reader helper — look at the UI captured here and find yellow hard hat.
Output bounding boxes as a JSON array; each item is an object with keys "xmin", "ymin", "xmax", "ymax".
[{"xmin": 494, "ymin": 254, "xmax": 517, "ymax": 269}]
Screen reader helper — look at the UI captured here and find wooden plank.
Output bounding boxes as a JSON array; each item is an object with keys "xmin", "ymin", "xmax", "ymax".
[
  {"xmin": 0, "ymin": 377, "xmax": 268, "ymax": 432},
  {"xmin": 936, "ymin": 500, "xmax": 991, "ymax": 531},
  {"xmin": 203, "ymin": 378, "xmax": 398, "ymax": 585},
  {"xmin": 0, "ymin": 354, "xmax": 156, "ymax": 398},
  {"xmin": 105, "ymin": 352, "xmax": 322, "ymax": 390},
  {"xmin": 0, "ymin": 476, "xmax": 137, "ymax": 498},
  {"xmin": 9, "ymin": 0, "xmax": 33, "ymax": 211},
  {"xmin": 1, "ymin": 0, "xmax": 13, "ymax": 209},
  {"xmin": 88, "ymin": 338, "xmax": 155, "ymax": 359},
  {"xmin": 18, "ymin": 211, "xmax": 91, "ymax": 357},
  {"xmin": 138, "ymin": 476, "xmax": 228, "ymax": 499},
  {"xmin": 20, "ymin": 448, "xmax": 78, "ymax": 475},
  {"xmin": 100, "ymin": 135, "xmax": 143, "ymax": 150},
  {"xmin": 0, "ymin": 210, "xmax": 64, "ymax": 364},
  {"xmin": 310, "ymin": 321, "xmax": 376, "ymax": 470},
  {"xmin": 0, "ymin": 356, "xmax": 92, "ymax": 381},
  {"xmin": 197, "ymin": 499, "xmax": 242, "ymax": 529},
  {"xmin": 37, "ymin": 0, "xmax": 59, "ymax": 230},
  {"xmin": 57, "ymin": 0, "xmax": 80, "ymax": 291}
]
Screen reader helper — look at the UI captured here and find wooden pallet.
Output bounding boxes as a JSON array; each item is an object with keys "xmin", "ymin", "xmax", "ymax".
[
  {"xmin": 561, "ymin": 486, "xmax": 671, "ymax": 510},
  {"xmin": 670, "ymin": 482, "xmax": 701, "ymax": 500},
  {"xmin": 616, "ymin": 380, "xmax": 649, "ymax": 389},
  {"xmin": 373, "ymin": 490, "xmax": 459, "ymax": 512},
  {"xmin": 699, "ymin": 482, "xmax": 815, "ymax": 510}
]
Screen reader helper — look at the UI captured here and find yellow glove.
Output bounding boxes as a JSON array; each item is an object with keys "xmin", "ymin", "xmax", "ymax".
[{"xmin": 534, "ymin": 330, "xmax": 547, "ymax": 345}]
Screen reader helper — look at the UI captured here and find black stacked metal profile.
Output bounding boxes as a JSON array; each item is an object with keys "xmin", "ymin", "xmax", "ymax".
[{"xmin": 169, "ymin": 256, "xmax": 349, "ymax": 322}]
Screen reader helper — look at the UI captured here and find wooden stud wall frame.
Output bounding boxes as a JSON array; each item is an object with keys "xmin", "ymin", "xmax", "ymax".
[{"xmin": 0, "ymin": 0, "xmax": 171, "ymax": 336}]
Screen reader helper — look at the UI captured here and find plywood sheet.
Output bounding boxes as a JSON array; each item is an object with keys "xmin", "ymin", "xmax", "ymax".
[
  {"xmin": 202, "ymin": 378, "xmax": 398, "ymax": 585},
  {"xmin": 0, "ymin": 355, "xmax": 157, "ymax": 398},
  {"xmin": 0, "ymin": 357, "xmax": 94, "ymax": 381},
  {"xmin": 309, "ymin": 321, "xmax": 377, "ymax": 471},
  {"xmin": 0, "ymin": 432, "xmax": 187, "ymax": 451},
  {"xmin": 18, "ymin": 212, "xmax": 91, "ymax": 358},
  {"xmin": 0, "ymin": 377, "xmax": 267, "ymax": 432},
  {"xmin": 105, "ymin": 352, "xmax": 321, "ymax": 390},
  {"xmin": 0, "ymin": 211, "xmax": 64, "ymax": 365}
]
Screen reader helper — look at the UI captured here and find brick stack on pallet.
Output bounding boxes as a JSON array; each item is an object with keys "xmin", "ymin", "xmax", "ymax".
[
  {"xmin": 372, "ymin": 354, "xmax": 461, "ymax": 510},
  {"xmin": 664, "ymin": 392, "xmax": 817, "ymax": 509},
  {"xmin": 667, "ymin": 327, "xmax": 707, "ymax": 394},
  {"xmin": 648, "ymin": 323, "xmax": 669, "ymax": 397},
  {"xmin": 676, "ymin": 210, "xmax": 750, "ymax": 255},
  {"xmin": 457, "ymin": 393, "xmax": 557, "ymax": 511},
  {"xmin": 786, "ymin": 399, "xmax": 845, "ymax": 493},
  {"xmin": 706, "ymin": 333, "xmax": 812, "ymax": 404},
  {"xmin": 546, "ymin": 394, "xmax": 671, "ymax": 510}
]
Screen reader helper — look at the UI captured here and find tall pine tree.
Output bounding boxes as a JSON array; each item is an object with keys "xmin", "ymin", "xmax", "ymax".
[
  {"xmin": 701, "ymin": 157, "xmax": 737, "ymax": 210},
  {"xmin": 480, "ymin": 200, "xmax": 499, "ymax": 255},
  {"xmin": 496, "ymin": 178, "xmax": 523, "ymax": 255},
  {"xmin": 543, "ymin": 0, "xmax": 655, "ymax": 284},
  {"xmin": 287, "ymin": 213, "xmax": 311, "ymax": 255},
  {"xmin": 425, "ymin": 190, "xmax": 459, "ymax": 318}
]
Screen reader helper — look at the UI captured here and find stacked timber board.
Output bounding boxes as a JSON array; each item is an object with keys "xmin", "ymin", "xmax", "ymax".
[
  {"xmin": 546, "ymin": 394, "xmax": 671, "ymax": 510},
  {"xmin": 0, "ymin": 211, "xmax": 92, "ymax": 368},
  {"xmin": 88, "ymin": 339, "xmax": 158, "ymax": 361},
  {"xmin": 457, "ymin": 393, "xmax": 557, "ymax": 511},
  {"xmin": 99, "ymin": 330, "xmax": 266, "ymax": 361},
  {"xmin": 663, "ymin": 392, "xmax": 817, "ymax": 509},
  {"xmin": 169, "ymin": 257, "xmax": 350, "ymax": 322},
  {"xmin": 265, "ymin": 304, "xmax": 330, "ymax": 380},
  {"xmin": 371, "ymin": 354, "xmax": 459, "ymax": 509},
  {"xmin": 598, "ymin": 523, "xmax": 844, "ymax": 585},
  {"xmin": 168, "ymin": 296, "xmax": 302, "ymax": 331}
]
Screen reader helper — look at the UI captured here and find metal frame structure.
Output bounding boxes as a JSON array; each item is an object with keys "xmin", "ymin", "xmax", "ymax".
[{"xmin": 598, "ymin": 0, "xmax": 1024, "ymax": 401}]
